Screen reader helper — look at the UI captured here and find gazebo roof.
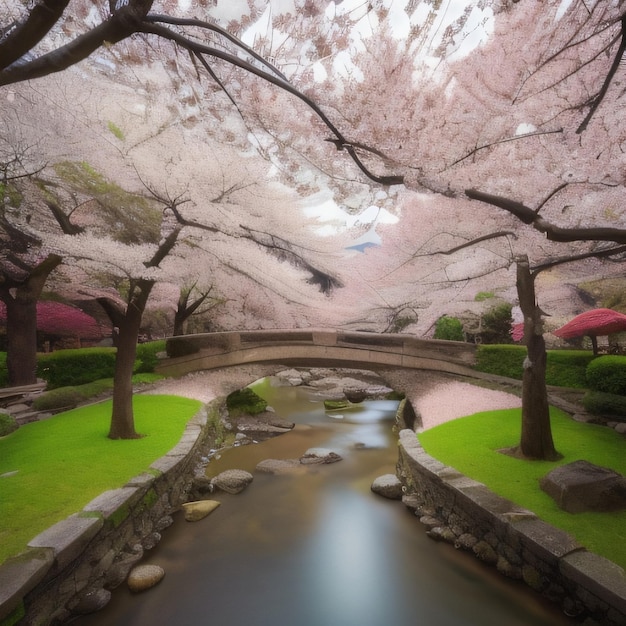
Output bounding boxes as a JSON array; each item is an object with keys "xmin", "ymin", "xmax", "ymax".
[{"xmin": 552, "ymin": 308, "xmax": 626, "ymax": 339}]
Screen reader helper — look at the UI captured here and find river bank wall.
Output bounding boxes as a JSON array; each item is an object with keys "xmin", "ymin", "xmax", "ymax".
[
  {"xmin": 0, "ymin": 400, "xmax": 220, "ymax": 626},
  {"xmin": 397, "ymin": 428, "xmax": 626, "ymax": 626}
]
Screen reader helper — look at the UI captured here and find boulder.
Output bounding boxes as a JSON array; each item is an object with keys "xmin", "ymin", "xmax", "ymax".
[
  {"xmin": 300, "ymin": 448, "xmax": 342, "ymax": 465},
  {"xmin": 540, "ymin": 460, "xmax": 626, "ymax": 513},
  {"xmin": 344, "ymin": 389, "xmax": 367, "ymax": 403},
  {"xmin": 371, "ymin": 473, "xmax": 403, "ymax": 499},
  {"xmin": 127, "ymin": 564, "xmax": 165, "ymax": 592},
  {"xmin": 104, "ymin": 544, "xmax": 144, "ymax": 589},
  {"xmin": 210, "ymin": 469, "xmax": 254, "ymax": 494},
  {"xmin": 256, "ymin": 458, "xmax": 305, "ymax": 475},
  {"xmin": 182, "ymin": 500, "xmax": 221, "ymax": 521},
  {"xmin": 235, "ymin": 413, "xmax": 294, "ymax": 440},
  {"xmin": 73, "ymin": 588, "xmax": 111, "ymax": 614}
]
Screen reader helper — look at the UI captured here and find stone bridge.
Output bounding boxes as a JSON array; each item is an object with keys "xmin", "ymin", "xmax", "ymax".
[{"xmin": 155, "ymin": 329, "xmax": 480, "ymax": 379}]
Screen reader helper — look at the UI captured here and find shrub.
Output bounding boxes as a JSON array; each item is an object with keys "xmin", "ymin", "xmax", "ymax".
[
  {"xmin": 0, "ymin": 412, "xmax": 18, "ymax": 436},
  {"xmin": 545, "ymin": 350, "xmax": 596, "ymax": 389},
  {"xmin": 37, "ymin": 348, "xmax": 119, "ymax": 389},
  {"xmin": 32, "ymin": 387, "xmax": 87, "ymax": 412},
  {"xmin": 474, "ymin": 291, "xmax": 495, "ymax": 302},
  {"xmin": 582, "ymin": 391, "xmax": 626, "ymax": 421},
  {"xmin": 586, "ymin": 355, "xmax": 626, "ymax": 395},
  {"xmin": 434, "ymin": 316, "xmax": 464, "ymax": 341},
  {"xmin": 135, "ymin": 340, "xmax": 166, "ymax": 373},
  {"xmin": 475, "ymin": 345, "xmax": 526, "ymax": 379},
  {"xmin": 226, "ymin": 387, "xmax": 268, "ymax": 417},
  {"xmin": 475, "ymin": 345, "xmax": 595, "ymax": 389},
  {"xmin": 481, "ymin": 303, "xmax": 513, "ymax": 344}
]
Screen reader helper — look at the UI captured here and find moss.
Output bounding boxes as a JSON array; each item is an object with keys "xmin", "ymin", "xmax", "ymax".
[
  {"xmin": 107, "ymin": 121, "xmax": 125, "ymax": 140},
  {"xmin": 142, "ymin": 488, "xmax": 158, "ymax": 508},
  {"xmin": 579, "ymin": 277, "xmax": 626, "ymax": 313},
  {"xmin": 474, "ymin": 291, "xmax": 495, "ymax": 301},
  {"xmin": 52, "ymin": 161, "xmax": 162, "ymax": 245},
  {"xmin": 206, "ymin": 406, "xmax": 227, "ymax": 448},
  {"xmin": 324, "ymin": 399, "xmax": 351, "ymax": 411},
  {"xmin": 109, "ymin": 503, "xmax": 130, "ymax": 529},
  {"xmin": 0, "ymin": 600, "xmax": 25, "ymax": 626}
]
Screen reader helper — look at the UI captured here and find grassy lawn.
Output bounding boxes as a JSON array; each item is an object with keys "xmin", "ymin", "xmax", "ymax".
[
  {"xmin": 0, "ymin": 395, "xmax": 202, "ymax": 565},
  {"xmin": 418, "ymin": 407, "xmax": 626, "ymax": 570}
]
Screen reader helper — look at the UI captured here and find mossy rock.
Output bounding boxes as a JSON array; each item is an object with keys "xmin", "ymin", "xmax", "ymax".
[
  {"xmin": 226, "ymin": 387, "xmax": 267, "ymax": 417},
  {"xmin": 324, "ymin": 399, "xmax": 351, "ymax": 411}
]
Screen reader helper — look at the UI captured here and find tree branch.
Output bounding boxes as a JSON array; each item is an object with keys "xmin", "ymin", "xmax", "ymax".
[
  {"xmin": 0, "ymin": 0, "xmax": 71, "ymax": 71},
  {"xmin": 0, "ymin": 1, "xmax": 154, "ymax": 84},
  {"xmin": 138, "ymin": 20, "xmax": 404, "ymax": 185},
  {"xmin": 577, "ymin": 12, "xmax": 626, "ymax": 133},
  {"xmin": 466, "ymin": 188, "xmax": 626, "ymax": 244},
  {"xmin": 449, "ymin": 128, "xmax": 563, "ymax": 168},
  {"xmin": 531, "ymin": 244, "xmax": 626, "ymax": 275}
]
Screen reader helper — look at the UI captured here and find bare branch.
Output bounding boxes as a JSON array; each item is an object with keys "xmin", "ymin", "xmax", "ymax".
[
  {"xmin": 449, "ymin": 129, "xmax": 563, "ymax": 168},
  {"xmin": 466, "ymin": 188, "xmax": 626, "ymax": 244},
  {"xmin": 577, "ymin": 13, "xmax": 626, "ymax": 133},
  {"xmin": 532, "ymin": 244, "xmax": 626, "ymax": 274}
]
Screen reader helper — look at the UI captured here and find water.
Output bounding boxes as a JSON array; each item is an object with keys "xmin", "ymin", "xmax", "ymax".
[{"xmin": 72, "ymin": 381, "xmax": 572, "ymax": 626}]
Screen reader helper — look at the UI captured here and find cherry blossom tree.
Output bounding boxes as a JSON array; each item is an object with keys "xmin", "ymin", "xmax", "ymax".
[
  {"xmin": 173, "ymin": 282, "xmax": 224, "ymax": 337},
  {"xmin": 0, "ymin": 132, "xmax": 65, "ymax": 385},
  {"xmin": 3, "ymin": 0, "xmax": 626, "ymax": 455},
  {"xmin": 0, "ymin": 300, "xmax": 104, "ymax": 347},
  {"xmin": 0, "ymin": 0, "xmax": 401, "ymax": 187}
]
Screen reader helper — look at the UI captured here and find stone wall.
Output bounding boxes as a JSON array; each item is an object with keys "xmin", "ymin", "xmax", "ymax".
[
  {"xmin": 0, "ymin": 400, "xmax": 221, "ymax": 626},
  {"xmin": 396, "ymin": 429, "xmax": 626, "ymax": 626}
]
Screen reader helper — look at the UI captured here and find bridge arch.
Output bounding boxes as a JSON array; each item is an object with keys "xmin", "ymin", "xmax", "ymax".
[{"xmin": 155, "ymin": 329, "xmax": 481, "ymax": 380}]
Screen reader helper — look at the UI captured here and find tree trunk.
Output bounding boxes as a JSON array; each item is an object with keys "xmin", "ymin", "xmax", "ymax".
[
  {"xmin": 108, "ymin": 279, "xmax": 153, "ymax": 439},
  {"xmin": 3, "ymin": 295, "xmax": 38, "ymax": 385},
  {"xmin": 0, "ymin": 254, "xmax": 62, "ymax": 386},
  {"xmin": 515, "ymin": 256, "xmax": 561, "ymax": 461}
]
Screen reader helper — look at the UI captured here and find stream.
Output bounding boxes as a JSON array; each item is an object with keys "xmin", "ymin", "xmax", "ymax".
[{"xmin": 72, "ymin": 378, "xmax": 573, "ymax": 626}]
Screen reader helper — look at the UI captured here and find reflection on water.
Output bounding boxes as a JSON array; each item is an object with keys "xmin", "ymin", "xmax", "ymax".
[{"xmin": 72, "ymin": 380, "xmax": 573, "ymax": 626}]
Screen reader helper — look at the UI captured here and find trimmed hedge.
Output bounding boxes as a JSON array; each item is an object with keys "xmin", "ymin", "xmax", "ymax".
[
  {"xmin": 32, "ymin": 374, "xmax": 163, "ymax": 412},
  {"xmin": 0, "ymin": 341, "xmax": 165, "ymax": 390},
  {"xmin": 475, "ymin": 345, "xmax": 595, "ymax": 388},
  {"xmin": 545, "ymin": 350, "xmax": 597, "ymax": 389},
  {"xmin": 586, "ymin": 355, "xmax": 626, "ymax": 395},
  {"xmin": 583, "ymin": 391, "xmax": 626, "ymax": 421},
  {"xmin": 475, "ymin": 345, "xmax": 526, "ymax": 379},
  {"xmin": 37, "ymin": 348, "xmax": 119, "ymax": 389}
]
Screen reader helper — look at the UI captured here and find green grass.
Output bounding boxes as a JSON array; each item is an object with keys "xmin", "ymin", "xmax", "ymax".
[
  {"xmin": 0, "ymin": 395, "xmax": 201, "ymax": 565},
  {"xmin": 418, "ymin": 408, "xmax": 626, "ymax": 569}
]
